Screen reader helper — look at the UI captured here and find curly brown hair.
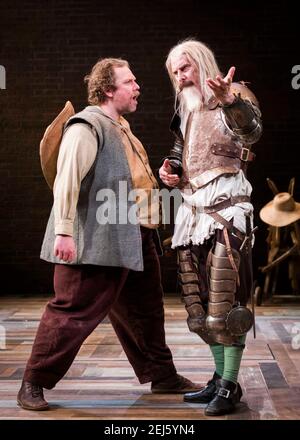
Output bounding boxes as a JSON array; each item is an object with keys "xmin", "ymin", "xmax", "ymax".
[{"xmin": 84, "ymin": 58, "xmax": 129, "ymax": 105}]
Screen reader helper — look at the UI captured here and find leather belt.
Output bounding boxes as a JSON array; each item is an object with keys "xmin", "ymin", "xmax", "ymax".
[
  {"xmin": 192, "ymin": 195, "xmax": 251, "ymax": 215},
  {"xmin": 211, "ymin": 143, "xmax": 255, "ymax": 162}
]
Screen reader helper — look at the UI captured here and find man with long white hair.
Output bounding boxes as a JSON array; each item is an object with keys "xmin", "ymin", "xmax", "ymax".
[{"xmin": 159, "ymin": 40, "xmax": 262, "ymax": 416}]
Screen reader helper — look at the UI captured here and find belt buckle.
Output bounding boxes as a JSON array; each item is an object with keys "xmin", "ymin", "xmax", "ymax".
[
  {"xmin": 241, "ymin": 147, "xmax": 250, "ymax": 161},
  {"xmin": 218, "ymin": 387, "xmax": 230, "ymax": 399}
]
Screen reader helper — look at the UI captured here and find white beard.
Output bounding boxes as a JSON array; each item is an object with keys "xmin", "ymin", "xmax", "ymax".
[{"xmin": 180, "ymin": 85, "xmax": 202, "ymax": 113}]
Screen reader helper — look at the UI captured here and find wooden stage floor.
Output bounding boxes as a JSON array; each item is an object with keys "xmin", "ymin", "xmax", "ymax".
[{"xmin": 0, "ymin": 295, "xmax": 300, "ymax": 420}]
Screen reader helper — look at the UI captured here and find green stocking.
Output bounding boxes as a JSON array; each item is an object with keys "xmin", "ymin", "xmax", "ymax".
[
  {"xmin": 222, "ymin": 334, "xmax": 247, "ymax": 384},
  {"xmin": 209, "ymin": 343, "xmax": 224, "ymax": 377}
]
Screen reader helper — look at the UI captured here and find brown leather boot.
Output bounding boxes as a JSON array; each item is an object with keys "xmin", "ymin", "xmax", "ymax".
[
  {"xmin": 151, "ymin": 373, "xmax": 202, "ymax": 394},
  {"xmin": 17, "ymin": 380, "xmax": 49, "ymax": 411}
]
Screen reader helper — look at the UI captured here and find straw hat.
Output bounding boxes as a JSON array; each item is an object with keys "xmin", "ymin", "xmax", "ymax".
[
  {"xmin": 259, "ymin": 192, "xmax": 300, "ymax": 227},
  {"xmin": 40, "ymin": 101, "xmax": 75, "ymax": 189}
]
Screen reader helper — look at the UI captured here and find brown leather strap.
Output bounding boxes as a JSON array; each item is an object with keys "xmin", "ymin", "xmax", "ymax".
[
  {"xmin": 211, "ymin": 143, "xmax": 255, "ymax": 162},
  {"xmin": 195, "ymin": 195, "xmax": 251, "ymax": 214},
  {"xmin": 207, "ymin": 211, "xmax": 245, "ymax": 242},
  {"xmin": 223, "ymin": 227, "xmax": 240, "ymax": 287}
]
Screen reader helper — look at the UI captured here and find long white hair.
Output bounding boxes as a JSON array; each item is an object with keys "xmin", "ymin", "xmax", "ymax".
[{"xmin": 166, "ymin": 39, "xmax": 221, "ymax": 115}]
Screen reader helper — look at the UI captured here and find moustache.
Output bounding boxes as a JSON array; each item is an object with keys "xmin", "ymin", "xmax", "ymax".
[{"xmin": 178, "ymin": 80, "xmax": 194, "ymax": 91}]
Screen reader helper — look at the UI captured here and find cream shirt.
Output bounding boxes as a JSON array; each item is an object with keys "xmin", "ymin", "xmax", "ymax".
[{"xmin": 54, "ymin": 117, "xmax": 159, "ymax": 236}]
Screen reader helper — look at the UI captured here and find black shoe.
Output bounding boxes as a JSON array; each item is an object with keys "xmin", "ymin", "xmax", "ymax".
[
  {"xmin": 184, "ymin": 372, "xmax": 221, "ymax": 403},
  {"xmin": 17, "ymin": 380, "xmax": 49, "ymax": 411},
  {"xmin": 204, "ymin": 378, "xmax": 242, "ymax": 416}
]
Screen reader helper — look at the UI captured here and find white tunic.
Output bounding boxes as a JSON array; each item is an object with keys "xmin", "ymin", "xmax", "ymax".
[
  {"xmin": 172, "ymin": 170, "xmax": 254, "ymax": 248},
  {"xmin": 171, "ymin": 114, "xmax": 254, "ymax": 248}
]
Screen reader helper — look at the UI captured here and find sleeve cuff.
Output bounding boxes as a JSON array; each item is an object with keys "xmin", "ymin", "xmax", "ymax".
[{"xmin": 55, "ymin": 221, "xmax": 74, "ymax": 236}]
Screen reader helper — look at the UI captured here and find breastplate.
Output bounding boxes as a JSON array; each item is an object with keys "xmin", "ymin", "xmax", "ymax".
[{"xmin": 182, "ymin": 107, "xmax": 246, "ymax": 190}]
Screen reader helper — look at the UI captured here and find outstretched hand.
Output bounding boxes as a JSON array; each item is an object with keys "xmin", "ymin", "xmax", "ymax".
[{"xmin": 206, "ymin": 66, "xmax": 236, "ymax": 106}]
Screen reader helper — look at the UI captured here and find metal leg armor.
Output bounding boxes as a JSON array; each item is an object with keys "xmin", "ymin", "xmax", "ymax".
[
  {"xmin": 206, "ymin": 240, "xmax": 253, "ymax": 346},
  {"xmin": 177, "ymin": 248, "xmax": 215, "ymax": 344}
]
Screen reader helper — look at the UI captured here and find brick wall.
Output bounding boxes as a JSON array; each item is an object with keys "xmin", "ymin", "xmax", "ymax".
[{"xmin": 0, "ymin": 0, "xmax": 299, "ymax": 294}]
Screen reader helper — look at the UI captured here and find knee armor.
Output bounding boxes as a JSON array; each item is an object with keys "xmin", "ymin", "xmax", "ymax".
[
  {"xmin": 177, "ymin": 248, "xmax": 215, "ymax": 344},
  {"xmin": 206, "ymin": 241, "xmax": 253, "ymax": 345}
]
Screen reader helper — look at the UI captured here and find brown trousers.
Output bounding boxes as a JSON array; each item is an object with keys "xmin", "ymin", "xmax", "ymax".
[{"xmin": 24, "ymin": 228, "xmax": 176, "ymax": 389}]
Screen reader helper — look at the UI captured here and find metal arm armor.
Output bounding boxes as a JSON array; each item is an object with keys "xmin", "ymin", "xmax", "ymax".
[{"xmin": 221, "ymin": 82, "xmax": 262, "ymax": 145}]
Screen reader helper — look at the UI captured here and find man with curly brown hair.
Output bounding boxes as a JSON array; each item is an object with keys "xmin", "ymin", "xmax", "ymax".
[{"xmin": 17, "ymin": 58, "xmax": 200, "ymax": 411}]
